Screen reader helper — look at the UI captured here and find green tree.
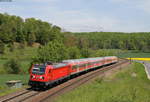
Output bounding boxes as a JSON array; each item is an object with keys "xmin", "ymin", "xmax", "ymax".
[
  {"xmin": 28, "ymin": 33, "xmax": 36, "ymax": 46},
  {"xmin": 68, "ymin": 47, "xmax": 81, "ymax": 59},
  {"xmin": 36, "ymin": 40, "xmax": 68, "ymax": 63},
  {"xmin": 80, "ymin": 48, "xmax": 92, "ymax": 58},
  {"xmin": 50, "ymin": 26, "xmax": 62, "ymax": 41}
]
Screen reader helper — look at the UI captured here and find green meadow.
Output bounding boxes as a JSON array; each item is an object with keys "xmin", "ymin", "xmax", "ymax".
[
  {"xmin": 0, "ymin": 46, "xmax": 38, "ymax": 74},
  {"xmin": 0, "ymin": 46, "xmax": 37, "ymax": 96},
  {"xmin": 118, "ymin": 52, "xmax": 150, "ymax": 58},
  {"xmin": 55, "ymin": 62, "xmax": 150, "ymax": 102},
  {"xmin": 0, "ymin": 46, "xmax": 150, "ymax": 97},
  {"xmin": 0, "ymin": 74, "xmax": 29, "ymax": 96}
]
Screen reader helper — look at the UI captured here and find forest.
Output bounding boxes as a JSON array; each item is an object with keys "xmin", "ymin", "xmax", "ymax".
[
  {"xmin": 74, "ymin": 32, "xmax": 150, "ymax": 52},
  {"xmin": 0, "ymin": 13, "xmax": 150, "ymax": 74},
  {"xmin": 0, "ymin": 13, "xmax": 150, "ymax": 52}
]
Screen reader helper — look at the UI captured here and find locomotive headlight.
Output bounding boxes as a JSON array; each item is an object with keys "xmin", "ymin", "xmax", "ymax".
[
  {"xmin": 31, "ymin": 75, "xmax": 35, "ymax": 79},
  {"xmin": 39, "ymin": 76, "xmax": 44, "ymax": 80},
  {"xmin": 39, "ymin": 76, "xmax": 42, "ymax": 79}
]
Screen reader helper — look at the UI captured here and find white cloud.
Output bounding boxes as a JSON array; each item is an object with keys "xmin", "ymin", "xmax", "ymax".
[{"xmin": 45, "ymin": 10, "xmax": 120, "ymax": 32}]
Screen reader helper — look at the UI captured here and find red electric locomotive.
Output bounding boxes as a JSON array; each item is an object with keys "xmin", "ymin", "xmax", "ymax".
[{"xmin": 28, "ymin": 56, "xmax": 118, "ymax": 87}]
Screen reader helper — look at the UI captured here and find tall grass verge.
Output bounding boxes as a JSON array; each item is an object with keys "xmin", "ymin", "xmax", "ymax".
[{"xmin": 55, "ymin": 62, "xmax": 150, "ymax": 102}]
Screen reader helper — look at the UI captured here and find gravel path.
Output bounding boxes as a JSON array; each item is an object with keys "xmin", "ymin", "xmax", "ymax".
[
  {"xmin": 135, "ymin": 61, "xmax": 150, "ymax": 79},
  {"xmin": 143, "ymin": 62, "xmax": 150, "ymax": 79}
]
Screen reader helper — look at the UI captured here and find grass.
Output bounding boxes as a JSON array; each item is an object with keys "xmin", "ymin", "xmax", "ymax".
[
  {"xmin": 0, "ymin": 46, "xmax": 35, "ymax": 96},
  {"xmin": 0, "ymin": 74, "xmax": 29, "ymax": 86},
  {"xmin": 0, "ymin": 46, "xmax": 38, "ymax": 74},
  {"xmin": 55, "ymin": 62, "xmax": 150, "ymax": 102},
  {"xmin": 0, "ymin": 74, "xmax": 29, "ymax": 96},
  {"xmin": 118, "ymin": 52, "xmax": 150, "ymax": 58},
  {"xmin": 0, "ymin": 46, "xmax": 150, "ymax": 97}
]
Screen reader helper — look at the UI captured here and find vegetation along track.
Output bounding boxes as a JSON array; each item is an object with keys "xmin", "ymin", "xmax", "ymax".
[{"xmin": 0, "ymin": 59, "xmax": 129, "ymax": 102}]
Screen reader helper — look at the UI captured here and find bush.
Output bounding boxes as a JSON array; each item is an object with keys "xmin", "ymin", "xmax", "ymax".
[
  {"xmin": 8, "ymin": 43, "xmax": 15, "ymax": 52},
  {"xmin": 4, "ymin": 59, "xmax": 20, "ymax": 74},
  {"xmin": 18, "ymin": 42, "xmax": 25, "ymax": 49},
  {"xmin": 0, "ymin": 40, "xmax": 5, "ymax": 54}
]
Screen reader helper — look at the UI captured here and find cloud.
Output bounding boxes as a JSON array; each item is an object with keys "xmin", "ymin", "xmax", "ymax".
[{"xmin": 48, "ymin": 10, "xmax": 120, "ymax": 32}]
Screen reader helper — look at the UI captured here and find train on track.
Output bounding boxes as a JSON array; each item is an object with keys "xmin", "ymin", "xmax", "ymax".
[{"xmin": 28, "ymin": 56, "xmax": 118, "ymax": 87}]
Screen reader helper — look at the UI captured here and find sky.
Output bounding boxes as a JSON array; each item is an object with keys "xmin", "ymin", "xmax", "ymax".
[{"xmin": 0, "ymin": 0, "xmax": 150, "ymax": 32}]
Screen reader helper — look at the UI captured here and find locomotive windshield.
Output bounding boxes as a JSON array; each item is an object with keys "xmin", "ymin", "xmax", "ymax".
[{"xmin": 32, "ymin": 65, "xmax": 46, "ymax": 75}]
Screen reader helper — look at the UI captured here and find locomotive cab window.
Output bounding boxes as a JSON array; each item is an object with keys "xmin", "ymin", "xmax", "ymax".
[{"xmin": 32, "ymin": 65, "xmax": 46, "ymax": 75}]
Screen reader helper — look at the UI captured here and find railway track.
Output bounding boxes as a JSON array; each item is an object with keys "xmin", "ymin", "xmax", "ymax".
[
  {"xmin": 0, "ymin": 89, "xmax": 40, "ymax": 102},
  {"xmin": 0, "ymin": 59, "xmax": 129, "ymax": 102}
]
